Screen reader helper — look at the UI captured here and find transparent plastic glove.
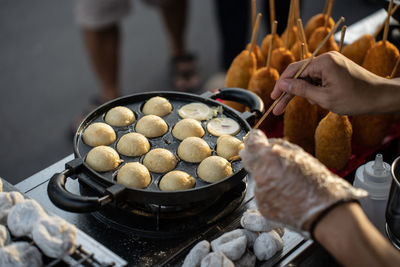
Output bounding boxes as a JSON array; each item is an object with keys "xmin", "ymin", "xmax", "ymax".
[{"xmin": 239, "ymin": 129, "xmax": 367, "ymax": 236}]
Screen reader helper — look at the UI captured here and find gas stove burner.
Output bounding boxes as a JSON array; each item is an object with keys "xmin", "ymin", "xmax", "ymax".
[{"xmin": 86, "ymin": 178, "xmax": 247, "ymax": 239}]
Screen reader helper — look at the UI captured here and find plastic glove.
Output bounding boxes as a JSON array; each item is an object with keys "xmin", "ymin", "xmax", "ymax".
[{"xmin": 239, "ymin": 129, "xmax": 367, "ymax": 236}]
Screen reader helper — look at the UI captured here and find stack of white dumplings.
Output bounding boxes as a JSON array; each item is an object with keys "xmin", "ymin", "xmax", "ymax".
[
  {"xmin": 182, "ymin": 209, "xmax": 284, "ymax": 267},
  {"xmin": 0, "ymin": 187, "xmax": 77, "ymax": 267}
]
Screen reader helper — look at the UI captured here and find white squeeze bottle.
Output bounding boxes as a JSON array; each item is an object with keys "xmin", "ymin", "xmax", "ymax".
[{"xmin": 353, "ymin": 154, "xmax": 392, "ymax": 234}]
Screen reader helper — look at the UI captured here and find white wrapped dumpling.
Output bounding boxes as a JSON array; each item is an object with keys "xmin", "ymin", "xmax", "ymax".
[
  {"xmin": 105, "ymin": 106, "xmax": 135, "ymax": 127},
  {"xmin": 86, "ymin": 146, "xmax": 122, "ymax": 172},
  {"xmin": 135, "ymin": 115, "xmax": 168, "ymax": 138},
  {"xmin": 0, "ymin": 242, "xmax": 43, "ymax": 267},
  {"xmin": 142, "ymin": 96, "xmax": 172, "ymax": 117},
  {"xmin": 216, "ymin": 135, "xmax": 244, "ymax": 160},
  {"xmin": 198, "ymin": 156, "xmax": 232, "ymax": 183},
  {"xmin": 159, "ymin": 171, "xmax": 195, "ymax": 191},
  {"xmin": 82, "ymin": 122, "xmax": 116, "ymax": 147},
  {"xmin": 116, "ymin": 162, "xmax": 151, "ymax": 189},
  {"xmin": 172, "ymin": 119, "xmax": 205, "ymax": 141},
  {"xmin": 143, "ymin": 148, "xmax": 178, "ymax": 173},
  {"xmin": 117, "ymin": 132, "xmax": 150, "ymax": 157},
  {"xmin": 177, "ymin": 137, "xmax": 211, "ymax": 163}
]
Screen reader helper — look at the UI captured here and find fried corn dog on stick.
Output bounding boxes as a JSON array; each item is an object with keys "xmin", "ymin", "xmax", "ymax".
[
  {"xmin": 341, "ymin": 35, "xmax": 375, "ymax": 65},
  {"xmin": 224, "ymin": 14, "xmax": 261, "ymax": 111},
  {"xmin": 304, "ymin": 0, "xmax": 335, "ymax": 40},
  {"xmin": 261, "ymin": 0, "xmax": 283, "ymax": 61},
  {"xmin": 284, "ymin": 39, "xmax": 317, "ymax": 154},
  {"xmin": 315, "ymin": 112, "xmax": 352, "ymax": 171},
  {"xmin": 352, "ymin": 0, "xmax": 396, "ymax": 147},
  {"xmin": 248, "ymin": 21, "xmax": 280, "ymax": 110},
  {"xmin": 291, "ymin": 19, "xmax": 312, "ymax": 60}
]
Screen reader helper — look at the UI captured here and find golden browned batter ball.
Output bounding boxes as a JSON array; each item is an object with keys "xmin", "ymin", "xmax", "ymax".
[
  {"xmin": 352, "ymin": 114, "xmax": 393, "ymax": 147},
  {"xmin": 261, "ymin": 33, "xmax": 284, "ymax": 60},
  {"xmin": 159, "ymin": 170, "xmax": 195, "ymax": 191},
  {"xmin": 86, "ymin": 146, "xmax": 122, "ymax": 172},
  {"xmin": 116, "ymin": 132, "xmax": 150, "ymax": 157},
  {"xmin": 116, "ymin": 162, "xmax": 151, "ymax": 189},
  {"xmin": 342, "ymin": 34, "xmax": 375, "ymax": 66},
  {"xmin": 224, "ymin": 50, "xmax": 257, "ymax": 112},
  {"xmin": 177, "ymin": 137, "xmax": 211, "ymax": 163},
  {"xmin": 82, "ymin": 122, "xmax": 116, "ymax": 147},
  {"xmin": 197, "ymin": 156, "xmax": 233, "ymax": 183},
  {"xmin": 135, "ymin": 115, "xmax": 168, "ymax": 138},
  {"xmin": 304, "ymin": 13, "xmax": 334, "ymax": 40},
  {"xmin": 281, "ymin": 26, "xmax": 299, "ymax": 49},
  {"xmin": 246, "ymin": 44, "xmax": 265, "ymax": 69},
  {"xmin": 216, "ymin": 135, "xmax": 244, "ymax": 160},
  {"xmin": 284, "ymin": 96, "xmax": 318, "ymax": 155},
  {"xmin": 362, "ymin": 40, "xmax": 400, "ymax": 77},
  {"xmin": 172, "ymin": 118, "xmax": 205, "ymax": 140},
  {"xmin": 315, "ymin": 112, "xmax": 352, "ymax": 171},
  {"xmin": 105, "ymin": 106, "xmax": 135, "ymax": 127},
  {"xmin": 270, "ymin": 48, "xmax": 295, "ymax": 74},
  {"xmin": 248, "ymin": 67, "xmax": 279, "ymax": 109},
  {"xmin": 308, "ymin": 26, "xmax": 338, "ymax": 56},
  {"xmin": 142, "ymin": 96, "xmax": 172, "ymax": 117},
  {"xmin": 143, "ymin": 148, "xmax": 178, "ymax": 173}
]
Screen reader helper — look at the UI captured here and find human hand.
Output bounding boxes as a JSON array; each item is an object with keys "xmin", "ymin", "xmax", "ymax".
[
  {"xmin": 271, "ymin": 51, "xmax": 386, "ymax": 116},
  {"xmin": 239, "ymin": 130, "xmax": 367, "ymax": 236}
]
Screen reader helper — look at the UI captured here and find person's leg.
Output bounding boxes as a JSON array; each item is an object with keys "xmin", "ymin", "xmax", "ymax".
[
  {"xmin": 159, "ymin": 0, "xmax": 187, "ymax": 57},
  {"xmin": 82, "ymin": 25, "xmax": 121, "ymax": 102},
  {"xmin": 149, "ymin": 0, "xmax": 199, "ymax": 92}
]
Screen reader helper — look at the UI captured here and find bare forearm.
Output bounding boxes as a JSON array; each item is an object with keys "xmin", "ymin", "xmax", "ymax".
[
  {"xmin": 377, "ymin": 77, "xmax": 400, "ymax": 114},
  {"xmin": 314, "ymin": 203, "xmax": 400, "ymax": 267}
]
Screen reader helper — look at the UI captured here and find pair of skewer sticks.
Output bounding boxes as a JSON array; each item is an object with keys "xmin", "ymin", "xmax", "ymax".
[{"xmin": 254, "ymin": 16, "xmax": 345, "ymax": 129}]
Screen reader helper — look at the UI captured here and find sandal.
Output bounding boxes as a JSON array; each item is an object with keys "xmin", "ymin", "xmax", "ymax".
[{"xmin": 171, "ymin": 53, "xmax": 201, "ymax": 93}]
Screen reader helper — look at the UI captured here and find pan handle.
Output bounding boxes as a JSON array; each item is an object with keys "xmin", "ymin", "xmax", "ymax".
[
  {"xmin": 210, "ymin": 88, "xmax": 264, "ymax": 117},
  {"xmin": 47, "ymin": 158, "xmax": 113, "ymax": 212}
]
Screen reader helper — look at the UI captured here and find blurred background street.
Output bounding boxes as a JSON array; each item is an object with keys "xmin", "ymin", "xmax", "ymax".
[{"xmin": 0, "ymin": 0, "xmax": 382, "ymax": 184}]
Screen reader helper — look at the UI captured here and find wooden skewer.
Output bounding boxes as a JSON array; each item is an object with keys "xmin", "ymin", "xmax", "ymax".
[
  {"xmin": 323, "ymin": 0, "xmax": 330, "ymax": 14},
  {"xmin": 390, "ymin": 56, "xmax": 400, "ymax": 78},
  {"xmin": 383, "ymin": 0, "xmax": 395, "ymax": 43},
  {"xmin": 300, "ymin": 43, "xmax": 305, "ymax": 60},
  {"xmin": 296, "ymin": 18, "xmax": 309, "ymax": 54},
  {"xmin": 251, "ymin": 0, "xmax": 256, "ymax": 30},
  {"xmin": 285, "ymin": 0, "xmax": 295, "ymax": 49},
  {"xmin": 248, "ymin": 13, "xmax": 262, "ymax": 60},
  {"xmin": 294, "ymin": 0, "xmax": 300, "ymax": 25},
  {"xmin": 324, "ymin": 0, "xmax": 334, "ymax": 29},
  {"xmin": 266, "ymin": 21, "xmax": 277, "ymax": 69},
  {"xmin": 269, "ymin": 0, "xmax": 275, "ymax": 33},
  {"xmin": 339, "ymin": 25, "xmax": 347, "ymax": 53},
  {"xmin": 254, "ymin": 16, "xmax": 345, "ymax": 129},
  {"xmin": 374, "ymin": 4, "xmax": 398, "ymax": 38}
]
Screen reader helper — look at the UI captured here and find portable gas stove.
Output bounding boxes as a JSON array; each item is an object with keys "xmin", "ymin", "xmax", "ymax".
[{"xmin": 13, "ymin": 154, "xmax": 340, "ymax": 266}]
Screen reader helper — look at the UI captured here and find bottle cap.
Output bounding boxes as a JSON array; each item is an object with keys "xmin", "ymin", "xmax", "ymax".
[{"xmin": 354, "ymin": 154, "xmax": 392, "ymax": 200}]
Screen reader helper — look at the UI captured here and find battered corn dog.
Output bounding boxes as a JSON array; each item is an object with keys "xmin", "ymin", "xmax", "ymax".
[
  {"xmin": 261, "ymin": 34, "xmax": 284, "ymax": 60},
  {"xmin": 315, "ymin": 112, "xmax": 352, "ymax": 171},
  {"xmin": 247, "ymin": 44, "xmax": 265, "ymax": 69},
  {"xmin": 224, "ymin": 50, "xmax": 257, "ymax": 111},
  {"xmin": 224, "ymin": 14, "xmax": 261, "ymax": 112},
  {"xmin": 362, "ymin": 40, "xmax": 399, "ymax": 77},
  {"xmin": 308, "ymin": 26, "xmax": 338, "ymax": 55},
  {"xmin": 305, "ymin": 14, "xmax": 334, "ymax": 40},
  {"xmin": 352, "ymin": 114, "xmax": 393, "ymax": 147},
  {"xmin": 270, "ymin": 48, "xmax": 295, "ymax": 74},
  {"xmin": 352, "ymin": 1, "xmax": 398, "ymax": 147},
  {"xmin": 305, "ymin": 0, "xmax": 335, "ymax": 39},
  {"xmin": 341, "ymin": 34, "xmax": 375, "ymax": 65},
  {"xmin": 284, "ymin": 97, "xmax": 318, "ymax": 154}
]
